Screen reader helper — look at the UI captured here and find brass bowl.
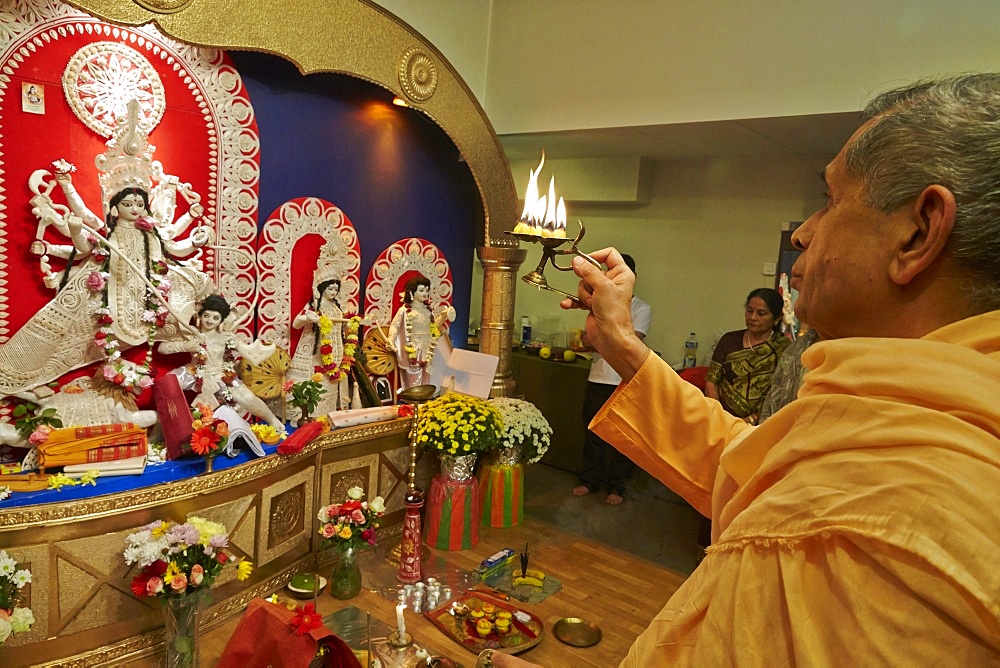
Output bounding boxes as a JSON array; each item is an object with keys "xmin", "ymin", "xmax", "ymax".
[
  {"xmin": 553, "ymin": 617, "xmax": 602, "ymax": 647},
  {"xmin": 397, "ymin": 384, "xmax": 436, "ymax": 404}
]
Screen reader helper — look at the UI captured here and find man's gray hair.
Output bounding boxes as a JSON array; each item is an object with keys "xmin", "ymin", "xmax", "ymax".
[{"xmin": 845, "ymin": 73, "xmax": 1000, "ymax": 311}]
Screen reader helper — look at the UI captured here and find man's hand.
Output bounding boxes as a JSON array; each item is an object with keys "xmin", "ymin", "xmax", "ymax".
[{"xmin": 560, "ymin": 247, "xmax": 649, "ymax": 382}]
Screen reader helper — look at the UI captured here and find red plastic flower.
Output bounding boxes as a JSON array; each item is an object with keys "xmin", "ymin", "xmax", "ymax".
[
  {"xmin": 396, "ymin": 405, "xmax": 414, "ymax": 419},
  {"xmin": 320, "ymin": 344, "xmax": 333, "ymax": 355},
  {"xmin": 190, "ymin": 425, "xmax": 222, "ymax": 455},
  {"xmin": 290, "ymin": 602, "xmax": 322, "ymax": 636}
]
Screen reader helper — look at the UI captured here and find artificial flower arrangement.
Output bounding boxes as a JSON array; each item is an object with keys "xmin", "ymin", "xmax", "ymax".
[
  {"xmin": 317, "ymin": 486, "xmax": 386, "ymax": 552},
  {"xmin": 190, "ymin": 403, "xmax": 229, "ymax": 460},
  {"xmin": 124, "ymin": 515, "xmax": 253, "ymax": 600},
  {"xmin": 414, "ymin": 391, "xmax": 504, "ymax": 456},
  {"xmin": 488, "ymin": 397, "xmax": 553, "ymax": 464},
  {"xmin": 0, "ymin": 549, "xmax": 34, "ymax": 645}
]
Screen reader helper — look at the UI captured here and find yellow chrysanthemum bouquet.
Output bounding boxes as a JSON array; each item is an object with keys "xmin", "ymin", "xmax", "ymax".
[{"xmin": 414, "ymin": 392, "xmax": 503, "ymax": 456}]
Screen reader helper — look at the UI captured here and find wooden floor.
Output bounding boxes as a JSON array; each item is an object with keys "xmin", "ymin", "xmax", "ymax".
[{"xmin": 190, "ymin": 517, "xmax": 687, "ymax": 667}]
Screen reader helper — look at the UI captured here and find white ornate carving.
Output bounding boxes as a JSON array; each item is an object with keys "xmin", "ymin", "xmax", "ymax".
[
  {"xmin": 364, "ymin": 238, "xmax": 453, "ymax": 329},
  {"xmin": 0, "ymin": 1, "xmax": 260, "ymax": 347},
  {"xmin": 62, "ymin": 41, "xmax": 165, "ymax": 137},
  {"xmin": 256, "ymin": 198, "xmax": 361, "ymax": 351}
]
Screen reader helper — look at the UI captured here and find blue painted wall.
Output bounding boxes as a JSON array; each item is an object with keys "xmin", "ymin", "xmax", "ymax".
[{"xmin": 230, "ymin": 51, "xmax": 481, "ymax": 345}]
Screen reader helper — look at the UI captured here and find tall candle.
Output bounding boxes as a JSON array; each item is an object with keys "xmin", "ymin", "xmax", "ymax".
[{"xmin": 396, "ymin": 602, "xmax": 406, "ymax": 639}]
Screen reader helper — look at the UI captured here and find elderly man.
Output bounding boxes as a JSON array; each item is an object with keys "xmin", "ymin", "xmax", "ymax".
[{"xmin": 487, "ymin": 74, "xmax": 1000, "ymax": 668}]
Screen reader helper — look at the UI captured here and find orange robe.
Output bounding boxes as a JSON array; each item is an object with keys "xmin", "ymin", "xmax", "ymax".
[{"xmin": 593, "ymin": 311, "xmax": 1000, "ymax": 665}]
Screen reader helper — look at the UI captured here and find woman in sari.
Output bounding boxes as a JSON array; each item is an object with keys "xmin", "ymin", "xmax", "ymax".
[{"xmin": 705, "ymin": 287, "xmax": 791, "ymax": 426}]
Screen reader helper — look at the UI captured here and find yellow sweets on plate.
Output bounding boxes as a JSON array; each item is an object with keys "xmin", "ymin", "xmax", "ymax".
[{"xmin": 476, "ymin": 618, "xmax": 493, "ymax": 637}]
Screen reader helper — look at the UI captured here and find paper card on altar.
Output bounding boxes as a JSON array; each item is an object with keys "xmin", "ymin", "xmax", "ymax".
[{"xmin": 430, "ymin": 347, "xmax": 499, "ymax": 399}]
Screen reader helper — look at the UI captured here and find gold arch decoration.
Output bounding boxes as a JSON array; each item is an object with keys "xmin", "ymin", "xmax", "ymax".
[{"xmin": 67, "ymin": 0, "xmax": 518, "ymax": 248}]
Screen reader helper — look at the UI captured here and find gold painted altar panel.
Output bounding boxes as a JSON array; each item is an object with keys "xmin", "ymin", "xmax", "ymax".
[{"xmin": 0, "ymin": 420, "xmax": 411, "ymax": 666}]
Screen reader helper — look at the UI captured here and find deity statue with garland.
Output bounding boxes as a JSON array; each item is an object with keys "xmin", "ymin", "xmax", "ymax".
[
  {"xmin": 0, "ymin": 100, "xmax": 214, "ymax": 399},
  {"xmin": 386, "ymin": 275, "xmax": 455, "ymax": 389}
]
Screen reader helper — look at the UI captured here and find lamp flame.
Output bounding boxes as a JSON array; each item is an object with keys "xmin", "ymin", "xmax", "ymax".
[{"xmin": 515, "ymin": 153, "xmax": 567, "ymax": 239}]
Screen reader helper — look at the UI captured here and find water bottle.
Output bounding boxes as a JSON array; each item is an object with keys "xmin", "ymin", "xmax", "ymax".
[
  {"xmin": 683, "ymin": 332, "xmax": 698, "ymax": 368},
  {"xmin": 520, "ymin": 316, "xmax": 532, "ymax": 347}
]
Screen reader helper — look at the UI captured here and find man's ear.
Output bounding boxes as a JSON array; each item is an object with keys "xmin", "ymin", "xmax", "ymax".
[{"xmin": 889, "ymin": 184, "xmax": 956, "ymax": 285}]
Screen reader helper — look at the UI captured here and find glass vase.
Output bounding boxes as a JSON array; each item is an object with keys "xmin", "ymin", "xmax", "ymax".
[
  {"xmin": 162, "ymin": 594, "xmax": 201, "ymax": 668},
  {"xmin": 329, "ymin": 546, "xmax": 362, "ymax": 600},
  {"xmin": 440, "ymin": 453, "xmax": 478, "ymax": 482}
]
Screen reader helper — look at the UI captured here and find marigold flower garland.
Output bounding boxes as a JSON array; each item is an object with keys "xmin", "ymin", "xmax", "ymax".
[
  {"xmin": 414, "ymin": 392, "xmax": 503, "ymax": 456},
  {"xmin": 315, "ymin": 314, "xmax": 361, "ymax": 381}
]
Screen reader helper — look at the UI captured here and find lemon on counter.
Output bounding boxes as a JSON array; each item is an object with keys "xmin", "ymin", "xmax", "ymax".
[{"xmin": 539, "ymin": 346, "xmax": 552, "ymax": 359}]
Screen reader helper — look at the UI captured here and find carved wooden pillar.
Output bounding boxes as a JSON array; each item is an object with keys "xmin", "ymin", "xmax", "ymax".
[{"xmin": 476, "ymin": 245, "xmax": 527, "ymax": 397}]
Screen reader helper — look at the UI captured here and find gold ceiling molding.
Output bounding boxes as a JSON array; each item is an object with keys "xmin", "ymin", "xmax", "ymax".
[
  {"xmin": 131, "ymin": 0, "xmax": 191, "ymax": 13},
  {"xmin": 66, "ymin": 0, "xmax": 518, "ymax": 246}
]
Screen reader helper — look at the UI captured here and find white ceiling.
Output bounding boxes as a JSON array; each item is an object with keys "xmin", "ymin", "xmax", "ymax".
[{"xmin": 498, "ymin": 111, "xmax": 863, "ymax": 162}]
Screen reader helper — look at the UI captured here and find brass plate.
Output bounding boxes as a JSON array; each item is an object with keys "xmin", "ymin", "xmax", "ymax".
[{"xmin": 553, "ymin": 617, "xmax": 602, "ymax": 648}]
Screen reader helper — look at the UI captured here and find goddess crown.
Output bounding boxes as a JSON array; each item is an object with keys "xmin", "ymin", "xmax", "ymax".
[
  {"xmin": 94, "ymin": 99, "xmax": 155, "ymax": 213},
  {"xmin": 312, "ymin": 239, "xmax": 351, "ymax": 300}
]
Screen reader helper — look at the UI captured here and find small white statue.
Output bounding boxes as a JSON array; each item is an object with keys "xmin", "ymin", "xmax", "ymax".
[
  {"xmin": 386, "ymin": 276, "xmax": 455, "ymax": 389},
  {"xmin": 158, "ymin": 294, "xmax": 285, "ymax": 431}
]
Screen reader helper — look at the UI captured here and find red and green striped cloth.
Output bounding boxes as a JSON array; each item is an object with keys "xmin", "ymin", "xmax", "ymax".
[
  {"xmin": 479, "ymin": 463, "xmax": 524, "ymax": 528},
  {"xmin": 425, "ymin": 474, "xmax": 480, "ymax": 550}
]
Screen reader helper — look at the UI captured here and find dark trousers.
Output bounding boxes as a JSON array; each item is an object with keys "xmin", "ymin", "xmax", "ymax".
[{"xmin": 578, "ymin": 381, "xmax": 634, "ymax": 495}]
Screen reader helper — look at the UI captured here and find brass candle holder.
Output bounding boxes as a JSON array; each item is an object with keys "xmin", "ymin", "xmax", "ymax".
[
  {"xmin": 393, "ymin": 384, "xmax": 436, "ymax": 583},
  {"xmin": 506, "ymin": 221, "xmax": 600, "ymax": 303}
]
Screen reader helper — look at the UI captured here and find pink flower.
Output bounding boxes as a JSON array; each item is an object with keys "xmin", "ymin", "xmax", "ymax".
[
  {"xmin": 85, "ymin": 271, "xmax": 107, "ymax": 292},
  {"xmin": 103, "ymin": 365, "xmax": 118, "ymax": 381},
  {"xmin": 351, "ymin": 509, "xmax": 365, "ymax": 524},
  {"xmin": 146, "ymin": 577, "xmax": 164, "ymax": 596},
  {"xmin": 137, "ymin": 375, "xmax": 154, "ymax": 390},
  {"xmin": 326, "ymin": 504, "xmax": 340, "ymax": 518},
  {"xmin": 282, "ymin": 379, "xmax": 294, "ymax": 393},
  {"xmin": 189, "ymin": 564, "xmax": 204, "ymax": 586},
  {"xmin": 321, "ymin": 524, "xmax": 336, "ymax": 538},
  {"xmin": 135, "ymin": 217, "xmax": 155, "ymax": 232},
  {"xmin": 170, "ymin": 573, "xmax": 188, "ymax": 593},
  {"xmin": 28, "ymin": 429, "xmax": 49, "ymax": 445}
]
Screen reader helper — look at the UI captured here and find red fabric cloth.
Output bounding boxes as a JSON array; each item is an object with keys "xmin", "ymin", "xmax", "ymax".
[
  {"xmin": 217, "ymin": 598, "xmax": 360, "ymax": 668},
  {"xmin": 153, "ymin": 373, "xmax": 194, "ymax": 460},
  {"xmin": 278, "ymin": 420, "xmax": 326, "ymax": 455},
  {"xmin": 678, "ymin": 365, "xmax": 708, "ymax": 393}
]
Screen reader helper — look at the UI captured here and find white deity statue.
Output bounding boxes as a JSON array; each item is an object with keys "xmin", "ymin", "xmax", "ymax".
[
  {"xmin": 0, "ymin": 100, "xmax": 214, "ymax": 398},
  {"xmin": 158, "ymin": 295, "xmax": 285, "ymax": 431},
  {"xmin": 386, "ymin": 276, "xmax": 455, "ymax": 389},
  {"xmin": 289, "ymin": 258, "xmax": 365, "ymax": 416}
]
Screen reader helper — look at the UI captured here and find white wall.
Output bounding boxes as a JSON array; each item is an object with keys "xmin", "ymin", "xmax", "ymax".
[{"xmin": 485, "ymin": 0, "xmax": 1000, "ymax": 133}]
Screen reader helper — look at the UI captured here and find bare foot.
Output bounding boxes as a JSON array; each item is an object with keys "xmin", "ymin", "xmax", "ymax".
[
  {"xmin": 572, "ymin": 485, "xmax": 593, "ymax": 497},
  {"xmin": 606, "ymin": 492, "xmax": 624, "ymax": 505}
]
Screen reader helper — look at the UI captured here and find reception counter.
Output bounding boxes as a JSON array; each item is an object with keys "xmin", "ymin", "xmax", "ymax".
[
  {"xmin": 509, "ymin": 349, "xmax": 591, "ymax": 473},
  {"xmin": 0, "ymin": 419, "xmax": 424, "ymax": 666}
]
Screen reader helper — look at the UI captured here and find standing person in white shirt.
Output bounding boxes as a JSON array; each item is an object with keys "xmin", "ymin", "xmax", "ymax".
[{"xmin": 572, "ymin": 254, "xmax": 651, "ymax": 504}]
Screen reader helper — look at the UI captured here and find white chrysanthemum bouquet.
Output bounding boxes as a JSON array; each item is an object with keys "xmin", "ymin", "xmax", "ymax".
[
  {"xmin": 488, "ymin": 397, "xmax": 552, "ymax": 464},
  {"xmin": 0, "ymin": 549, "xmax": 34, "ymax": 644}
]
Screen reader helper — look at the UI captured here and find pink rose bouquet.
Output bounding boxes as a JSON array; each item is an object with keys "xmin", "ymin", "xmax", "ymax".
[{"xmin": 317, "ymin": 486, "xmax": 385, "ymax": 552}]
